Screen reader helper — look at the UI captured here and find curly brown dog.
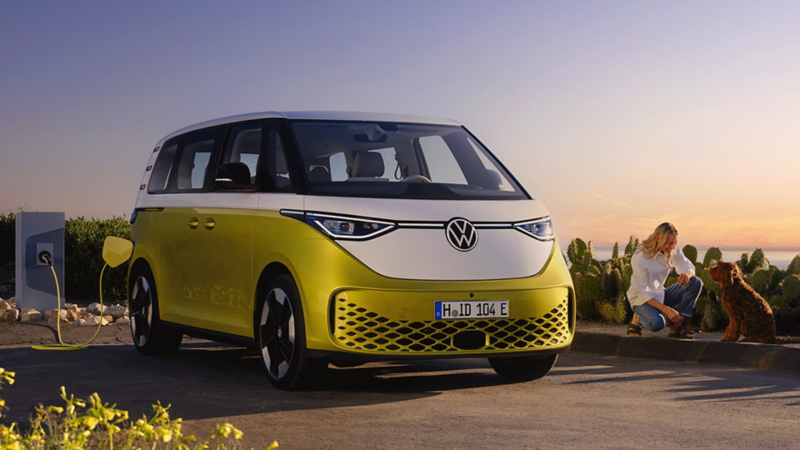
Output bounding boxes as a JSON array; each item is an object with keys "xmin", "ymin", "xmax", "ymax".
[{"xmin": 709, "ymin": 260, "xmax": 800, "ymax": 343}]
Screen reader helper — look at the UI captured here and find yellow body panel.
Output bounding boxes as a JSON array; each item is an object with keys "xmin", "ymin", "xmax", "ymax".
[{"xmin": 131, "ymin": 207, "xmax": 575, "ymax": 357}]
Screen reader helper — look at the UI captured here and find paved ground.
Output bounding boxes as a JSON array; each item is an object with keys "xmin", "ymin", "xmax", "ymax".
[{"xmin": 2, "ymin": 340, "xmax": 800, "ymax": 449}]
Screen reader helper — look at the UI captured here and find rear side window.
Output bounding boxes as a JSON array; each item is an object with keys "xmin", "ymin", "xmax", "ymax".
[{"xmin": 148, "ymin": 125, "xmax": 226, "ymax": 193}]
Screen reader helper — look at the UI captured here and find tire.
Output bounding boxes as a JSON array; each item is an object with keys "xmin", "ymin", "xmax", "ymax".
[
  {"xmin": 488, "ymin": 354, "xmax": 558, "ymax": 381},
  {"xmin": 129, "ymin": 266, "xmax": 183, "ymax": 356},
  {"xmin": 256, "ymin": 274, "xmax": 324, "ymax": 390}
]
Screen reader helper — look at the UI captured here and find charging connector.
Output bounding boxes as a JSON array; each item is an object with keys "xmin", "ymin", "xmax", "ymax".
[{"xmin": 38, "ymin": 250, "xmax": 52, "ymax": 266}]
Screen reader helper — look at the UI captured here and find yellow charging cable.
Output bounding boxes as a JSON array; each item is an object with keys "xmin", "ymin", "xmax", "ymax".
[{"xmin": 32, "ymin": 262, "xmax": 108, "ymax": 351}]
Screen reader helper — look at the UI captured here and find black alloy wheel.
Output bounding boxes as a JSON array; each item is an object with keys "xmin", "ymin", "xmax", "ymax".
[
  {"xmin": 257, "ymin": 274, "xmax": 322, "ymax": 390},
  {"xmin": 129, "ymin": 266, "xmax": 182, "ymax": 356}
]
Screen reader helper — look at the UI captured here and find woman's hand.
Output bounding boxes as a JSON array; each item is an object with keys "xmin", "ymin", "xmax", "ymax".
[
  {"xmin": 677, "ymin": 272, "xmax": 693, "ymax": 285},
  {"xmin": 663, "ymin": 306, "xmax": 683, "ymax": 325}
]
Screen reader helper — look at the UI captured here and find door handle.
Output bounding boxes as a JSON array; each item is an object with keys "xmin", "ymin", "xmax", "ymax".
[
  {"xmin": 188, "ymin": 217, "xmax": 199, "ymax": 229},
  {"xmin": 203, "ymin": 218, "xmax": 215, "ymax": 230}
]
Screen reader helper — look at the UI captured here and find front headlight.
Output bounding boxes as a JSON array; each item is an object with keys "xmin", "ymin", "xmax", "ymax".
[
  {"xmin": 305, "ymin": 212, "xmax": 397, "ymax": 240},
  {"xmin": 514, "ymin": 217, "xmax": 554, "ymax": 241}
]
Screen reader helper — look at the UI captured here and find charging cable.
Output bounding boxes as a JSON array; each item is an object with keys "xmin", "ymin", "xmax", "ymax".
[{"xmin": 32, "ymin": 252, "xmax": 108, "ymax": 351}]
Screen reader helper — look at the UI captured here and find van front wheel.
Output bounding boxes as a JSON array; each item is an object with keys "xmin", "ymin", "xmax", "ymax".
[
  {"xmin": 129, "ymin": 267, "xmax": 182, "ymax": 356},
  {"xmin": 488, "ymin": 354, "xmax": 557, "ymax": 381},
  {"xmin": 256, "ymin": 274, "xmax": 319, "ymax": 390}
]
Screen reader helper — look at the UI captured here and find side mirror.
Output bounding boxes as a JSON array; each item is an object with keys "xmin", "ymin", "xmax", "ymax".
[{"xmin": 103, "ymin": 236, "xmax": 133, "ymax": 268}]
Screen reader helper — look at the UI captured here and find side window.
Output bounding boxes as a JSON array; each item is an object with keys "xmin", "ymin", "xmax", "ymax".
[
  {"xmin": 176, "ymin": 139, "xmax": 214, "ymax": 190},
  {"xmin": 468, "ymin": 138, "xmax": 514, "ymax": 191},
  {"xmin": 263, "ymin": 126, "xmax": 294, "ymax": 193},
  {"xmin": 329, "ymin": 152, "xmax": 348, "ymax": 181},
  {"xmin": 148, "ymin": 143, "xmax": 178, "ymax": 193},
  {"xmin": 219, "ymin": 122, "xmax": 263, "ymax": 188}
]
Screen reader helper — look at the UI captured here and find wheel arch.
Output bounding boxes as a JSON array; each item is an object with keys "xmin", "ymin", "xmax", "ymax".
[
  {"xmin": 128, "ymin": 257, "xmax": 154, "ymax": 294},
  {"xmin": 253, "ymin": 261, "xmax": 296, "ymax": 338}
]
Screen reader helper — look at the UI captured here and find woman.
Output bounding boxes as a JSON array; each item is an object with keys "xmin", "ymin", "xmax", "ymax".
[{"xmin": 626, "ymin": 222, "xmax": 702, "ymax": 339}]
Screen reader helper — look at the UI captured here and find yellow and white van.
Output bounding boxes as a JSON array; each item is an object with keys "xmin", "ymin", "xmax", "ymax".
[{"xmin": 129, "ymin": 112, "xmax": 574, "ymax": 389}]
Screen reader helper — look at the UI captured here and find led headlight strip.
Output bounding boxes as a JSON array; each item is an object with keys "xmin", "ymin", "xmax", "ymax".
[
  {"xmin": 513, "ymin": 217, "xmax": 554, "ymax": 241},
  {"xmin": 281, "ymin": 210, "xmax": 397, "ymax": 240}
]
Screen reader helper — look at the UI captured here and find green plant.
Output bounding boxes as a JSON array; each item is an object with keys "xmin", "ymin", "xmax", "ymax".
[
  {"xmin": 703, "ymin": 247, "xmax": 722, "ymax": 267},
  {"xmin": 0, "ymin": 367, "xmax": 279, "ymax": 450},
  {"xmin": 65, "ymin": 216, "xmax": 131, "ymax": 302},
  {"xmin": 745, "ymin": 248, "xmax": 769, "ymax": 274},
  {"xmin": 745, "ymin": 269, "xmax": 770, "ymax": 297},
  {"xmin": 682, "ymin": 245, "xmax": 697, "ymax": 264},
  {"xmin": 786, "ymin": 255, "xmax": 800, "ymax": 276},
  {"xmin": 598, "ymin": 300, "xmax": 627, "ymax": 324},
  {"xmin": 575, "ymin": 273, "xmax": 600, "ymax": 319},
  {"xmin": 611, "ymin": 243, "xmax": 619, "ymax": 259},
  {"xmin": 624, "ymin": 236, "xmax": 639, "ymax": 258},
  {"xmin": 782, "ymin": 274, "xmax": 800, "ymax": 303},
  {"xmin": 0, "ymin": 212, "xmax": 15, "ymax": 263}
]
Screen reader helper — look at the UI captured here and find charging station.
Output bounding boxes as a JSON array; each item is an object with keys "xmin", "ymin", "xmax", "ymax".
[{"xmin": 16, "ymin": 212, "xmax": 65, "ymax": 313}]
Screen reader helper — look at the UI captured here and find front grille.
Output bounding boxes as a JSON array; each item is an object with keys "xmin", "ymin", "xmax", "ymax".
[{"xmin": 332, "ymin": 296, "xmax": 570, "ymax": 353}]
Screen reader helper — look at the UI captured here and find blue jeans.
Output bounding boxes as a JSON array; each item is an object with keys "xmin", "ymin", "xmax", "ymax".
[{"xmin": 632, "ymin": 276, "xmax": 703, "ymax": 332}]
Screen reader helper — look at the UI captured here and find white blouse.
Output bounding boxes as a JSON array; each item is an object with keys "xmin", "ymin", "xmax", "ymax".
[{"xmin": 626, "ymin": 248, "xmax": 695, "ymax": 307}]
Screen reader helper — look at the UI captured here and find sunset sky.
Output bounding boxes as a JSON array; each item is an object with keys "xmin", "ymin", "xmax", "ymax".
[{"xmin": 2, "ymin": 1, "xmax": 799, "ymax": 250}]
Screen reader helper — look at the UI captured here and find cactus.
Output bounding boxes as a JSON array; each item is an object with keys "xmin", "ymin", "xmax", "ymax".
[
  {"xmin": 701, "ymin": 303, "xmax": 722, "ymax": 331},
  {"xmin": 621, "ymin": 264, "xmax": 633, "ymax": 294},
  {"xmin": 567, "ymin": 238, "xmax": 595, "ymax": 268},
  {"xmin": 745, "ymin": 248, "xmax": 769, "ymax": 273},
  {"xmin": 682, "ymin": 245, "xmax": 698, "ymax": 264},
  {"xmin": 745, "ymin": 269, "xmax": 770, "ymax": 297},
  {"xmin": 786, "ymin": 255, "xmax": 800, "ymax": 276},
  {"xmin": 703, "ymin": 247, "xmax": 722, "ymax": 267},
  {"xmin": 598, "ymin": 300, "xmax": 627, "ymax": 324},
  {"xmin": 602, "ymin": 267, "xmax": 623, "ymax": 300},
  {"xmin": 611, "ymin": 242, "xmax": 619, "ymax": 259},
  {"xmin": 782, "ymin": 274, "xmax": 800, "ymax": 303},
  {"xmin": 737, "ymin": 253, "xmax": 748, "ymax": 273},
  {"xmin": 576, "ymin": 273, "xmax": 600, "ymax": 319},
  {"xmin": 697, "ymin": 265, "xmax": 721, "ymax": 299},
  {"xmin": 624, "ymin": 236, "xmax": 639, "ymax": 257},
  {"xmin": 769, "ymin": 267, "xmax": 785, "ymax": 296}
]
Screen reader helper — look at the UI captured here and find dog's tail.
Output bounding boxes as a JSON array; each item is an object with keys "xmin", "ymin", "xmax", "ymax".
[{"xmin": 771, "ymin": 336, "xmax": 800, "ymax": 344}]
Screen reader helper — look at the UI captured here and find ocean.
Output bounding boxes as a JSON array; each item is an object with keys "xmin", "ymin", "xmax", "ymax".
[{"xmin": 587, "ymin": 247, "xmax": 799, "ymax": 271}]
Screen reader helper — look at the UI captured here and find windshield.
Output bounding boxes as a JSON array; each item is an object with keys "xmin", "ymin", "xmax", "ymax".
[{"xmin": 290, "ymin": 121, "xmax": 528, "ymax": 200}]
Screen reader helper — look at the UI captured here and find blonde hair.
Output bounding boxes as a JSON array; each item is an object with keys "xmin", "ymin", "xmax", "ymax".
[{"xmin": 638, "ymin": 222, "xmax": 678, "ymax": 265}]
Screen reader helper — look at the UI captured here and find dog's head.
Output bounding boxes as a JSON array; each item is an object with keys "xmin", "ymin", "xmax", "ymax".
[{"xmin": 708, "ymin": 259, "xmax": 740, "ymax": 289}]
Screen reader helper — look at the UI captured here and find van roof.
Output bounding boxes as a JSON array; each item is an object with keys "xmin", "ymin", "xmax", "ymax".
[{"xmin": 159, "ymin": 111, "xmax": 462, "ymax": 143}]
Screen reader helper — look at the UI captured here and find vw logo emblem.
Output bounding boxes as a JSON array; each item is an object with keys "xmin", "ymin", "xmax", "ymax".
[{"xmin": 446, "ymin": 218, "xmax": 478, "ymax": 251}]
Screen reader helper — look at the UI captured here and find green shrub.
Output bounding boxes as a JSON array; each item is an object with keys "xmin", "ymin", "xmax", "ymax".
[
  {"xmin": 783, "ymin": 274, "xmax": 800, "ymax": 303},
  {"xmin": 745, "ymin": 269, "xmax": 770, "ymax": 297},
  {"xmin": 0, "ymin": 212, "xmax": 14, "ymax": 263},
  {"xmin": 65, "ymin": 216, "xmax": 131, "ymax": 302}
]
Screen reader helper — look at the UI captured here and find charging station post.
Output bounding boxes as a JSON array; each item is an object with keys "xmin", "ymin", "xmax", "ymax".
[{"xmin": 15, "ymin": 212, "xmax": 65, "ymax": 313}]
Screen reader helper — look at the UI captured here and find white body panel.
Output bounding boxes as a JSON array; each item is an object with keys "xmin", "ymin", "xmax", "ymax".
[{"xmin": 304, "ymin": 196, "xmax": 554, "ymax": 281}]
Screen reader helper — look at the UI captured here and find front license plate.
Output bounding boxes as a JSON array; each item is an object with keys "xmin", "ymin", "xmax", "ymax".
[{"xmin": 434, "ymin": 300, "xmax": 509, "ymax": 320}]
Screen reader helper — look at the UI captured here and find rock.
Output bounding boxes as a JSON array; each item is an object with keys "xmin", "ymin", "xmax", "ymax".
[
  {"xmin": 8, "ymin": 297, "xmax": 15, "ymax": 308},
  {"xmin": 87, "ymin": 303, "xmax": 105, "ymax": 315},
  {"xmin": 65, "ymin": 303, "xmax": 79, "ymax": 314},
  {"xmin": 0, "ymin": 299, "xmax": 8, "ymax": 311},
  {"xmin": 45, "ymin": 309, "xmax": 67, "ymax": 320},
  {"xmin": 1, "ymin": 308, "xmax": 19, "ymax": 322},
  {"xmin": 65, "ymin": 310, "xmax": 79, "ymax": 322},
  {"xmin": 116, "ymin": 317, "xmax": 131, "ymax": 325},
  {"xmin": 47, "ymin": 314, "xmax": 69, "ymax": 328},
  {"xmin": 20, "ymin": 309, "xmax": 42, "ymax": 322},
  {"xmin": 103, "ymin": 314, "xmax": 114, "ymax": 323},
  {"xmin": 72, "ymin": 318, "xmax": 85, "ymax": 327},
  {"xmin": 81, "ymin": 315, "xmax": 108, "ymax": 326},
  {"xmin": 104, "ymin": 305, "xmax": 128, "ymax": 320}
]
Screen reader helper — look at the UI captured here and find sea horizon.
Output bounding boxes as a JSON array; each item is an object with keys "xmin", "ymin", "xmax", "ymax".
[{"xmin": 585, "ymin": 246, "xmax": 800, "ymax": 271}]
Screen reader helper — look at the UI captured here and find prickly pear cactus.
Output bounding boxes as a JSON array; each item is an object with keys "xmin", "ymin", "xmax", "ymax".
[
  {"xmin": 598, "ymin": 300, "xmax": 627, "ymax": 324},
  {"xmin": 745, "ymin": 248, "xmax": 770, "ymax": 274},
  {"xmin": 769, "ymin": 267, "xmax": 785, "ymax": 295},
  {"xmin": 782, "ymin": 274, "xmax": 800, "ymax": 303},
  {"xmin": 576, "ymin": 273, "xmax": 600, "ymax": 319},
  {"xmin": 703, "ymin": 247, "xmax": 723, "ymax": 267},
  {"xmin": 682, "ymin": 245, "xmax": 698, "ymax": 264},
  {"xmin": 697, "ymin": 264, "xmax": 721, "ymax": 299},
  {"xmin": 786, "ymin": 255, "xmax": 800, "ymax": 276},
  {"xmin": 745, "ymin": 269, "xmax": 770, "ymax": 297},
  {"xmin": 624, "ymin": 236, "xmax": 639, "ymax": 258}
]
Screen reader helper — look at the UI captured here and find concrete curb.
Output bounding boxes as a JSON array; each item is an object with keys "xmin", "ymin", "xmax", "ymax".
[{"xmin": 572, "ymin": 331, "xmax": 800, "ymax": 372}]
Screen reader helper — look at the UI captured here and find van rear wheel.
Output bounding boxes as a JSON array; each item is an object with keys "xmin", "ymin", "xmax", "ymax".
[
  {"xmin": 488, "ymin": 354, "xmax": 557, "ymax": 381},
  {"xmin": 129, "ymin": 267, "xmax": 182, "ymax": 356}
]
